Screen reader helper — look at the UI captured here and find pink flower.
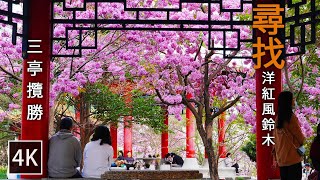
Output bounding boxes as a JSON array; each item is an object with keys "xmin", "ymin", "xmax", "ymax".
[
  {"xmin": 12, "ymin": 93, "xmax": 19, "ymax": 98},
  {"xmin": 9, "ymin": 103, "xmax": 20, "ymax": 110},
  {"xmin": 0, "ymin": 112, "xmax": 6, "ymax": 122}
]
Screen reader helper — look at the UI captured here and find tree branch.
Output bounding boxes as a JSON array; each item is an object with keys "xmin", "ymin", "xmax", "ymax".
[
  {"xmin": 210, "ymin": 96, "xmax": 241, "ymax": 120},
  {"xmin": 193, "ymin": 41, "xmax": 203, "ymax": 62},
  {"xmin": 284, "ymin": 59, "xmax": 294, "ymax": 93},
  {"xmin": 296, "ymin": 55, "xmax": 305, "ymax": 101},
  {"xmin": 181, "ymin": 94, "xmax": 200, "ymax": 120},
  {"xmin": 70, "ymin": 32, "xmax": 126, "ymax": 79},
  {"xmin": 208, "ymin": 51, "xmax": 238, "ymax": 82},
  {"xmin": 5, "ymin": 54, "xmax": 16, "ymax": 74},
  {"xmin": 0, "ymin": 65, "xmax": 22, "ymax": 82},
  {"xmin": 155, "ymin": 89, "xmax": 180, "ymax": 106}
]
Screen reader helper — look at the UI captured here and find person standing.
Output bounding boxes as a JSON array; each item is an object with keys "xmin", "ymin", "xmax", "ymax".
[
  {"xmin": 310, "ymin": 123, "xmax": 320, "ymax": 180},
  {"xmin": 82, "ymin": 125, "xmax": 114, "ymax": 178},
  {"xmin": 273, "ymin": 91, "xmax": 305, "ymax": 180},
  {"xmin": 48, "ymin": 117, "xmax": 82, "ymax": 178}
]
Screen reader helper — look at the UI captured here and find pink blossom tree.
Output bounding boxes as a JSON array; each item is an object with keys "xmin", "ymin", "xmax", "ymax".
[{"xmin": 0, "ymin": 0, "xmax": 319, "ymax": 179}]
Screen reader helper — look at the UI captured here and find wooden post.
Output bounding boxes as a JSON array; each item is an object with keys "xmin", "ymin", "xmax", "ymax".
[
  {"xmin": 161, "ymin": 106, "xmax": 169, "ymax": 158},
  {"xmin": 21, "ymin": 0, "xmax": 51, "ymax": 178}
]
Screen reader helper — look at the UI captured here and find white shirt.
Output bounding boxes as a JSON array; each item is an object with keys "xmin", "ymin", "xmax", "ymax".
[
  {"xmin": 224, "ymin": 157, "xmax": 233, "ymax": 167},
  {"xmin": 82, "ymin": 140, "xmax": 114, "ymax": 178}
]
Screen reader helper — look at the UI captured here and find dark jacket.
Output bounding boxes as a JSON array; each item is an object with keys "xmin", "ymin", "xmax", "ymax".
[
  {"xmin": 117, "ymin": 155, "xmax": 125, "ymax": 161},
  {"xmin": 310, "ymin": 137, "xmax": 320, "ymax": 171},
  {"xmin": 48, "ymin": 130, "xmax": 82, "ymax": 178},
  {"xmin": 172, "ymin": 154, "xmax": 184, "ymax": 166}
]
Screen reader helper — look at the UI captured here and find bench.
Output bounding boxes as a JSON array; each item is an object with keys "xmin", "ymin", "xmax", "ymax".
[{"xmin": 199, "ymin": 158, "xmax": 237, "ymax": 179}]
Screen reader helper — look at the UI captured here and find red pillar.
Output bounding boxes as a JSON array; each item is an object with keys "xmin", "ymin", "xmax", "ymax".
[
  {"xmin": 256, "ymin": 68, "xmax": 282, "ymax": 179},
  {"xmin": 124, "ymin": 116, "xmax": 132, "ymax": 156},
  {"xmin": 21, "ymin": 0, "xmax": 51, "ymax": 178},
  {"xmin": 123, "ymin": 89, "xmax": 133, "ymax": 157},
  {"xmin": 161, "ymin": 106, "xmax": 169, "ymax": 158},
  {"xmin": 74, "ymin": 110, "xmax": 80, "ymax": 138},
  {"xmin": 110, "ymin": 123, "xmax": 118, "ymax": 158},
  {"xmin": 186, "ymin": 93, "xmax": 195, "ymax": 158},
  {"xmin": 218, "ymin": 112, "xmax": 227, "ymax": 158},
  {"xmin": 254, "ymin": 0, "xmax": 282, "ymax": 179},
  {"xmin": 256, "ymin": 66, "xmax": 281, "ymax": 180}
]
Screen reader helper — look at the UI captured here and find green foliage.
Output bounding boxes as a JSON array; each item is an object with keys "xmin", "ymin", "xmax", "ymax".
[
  {"xmin": 0, "ymin": 123, "xmax": 15, "ymax": 142},
  {"xmin": 235, "ymin": 177, "xmax": 245, "ymax": 180},
  {"xmin": 0, "ymin": 94, "xmax": 11, "ymax": 111},
  {"xmin": 224, "ymin": 115, "xmax": 251, "ymax": 155},
  {"xmin": 0, "ymin": 121, "xmax": 18, "ymax": 166},
  {"xmin": 237, "ymin": 10, "xmax": 252, "ymax": 21},
  {"xmin": 195, "ymin": 129, "xmax": 205, "ymax": 165},
  {"xmin": 82, "ymin": 83, "xmax": 129, "ymax": 123},
  {"xmin": 0, "ymin": 166, "xmax": 6, "ymax": 179},
  {"xmin": 132, "ymin": 92, "xmax": 167, "ymax": 133},
  {"xmin": 241, "ymin": 134, "xmax": 256, "ymax": 162},
  {"xmin": 81, "ymin": 84, "xmax": 166, "ymax": 132}
]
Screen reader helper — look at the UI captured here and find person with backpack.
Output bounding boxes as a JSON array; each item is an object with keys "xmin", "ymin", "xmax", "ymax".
[{"xmin": 273, "ymin": 91, "xmax": 305, "ymax": 180}]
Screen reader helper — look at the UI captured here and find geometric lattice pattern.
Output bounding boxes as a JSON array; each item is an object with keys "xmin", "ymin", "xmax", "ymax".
[
  {"xmin": 1, "ymin": 0, "xmax": 320, "ymax": 59},
  {"xmin": 0, "ymin": 0, "xmax": 25, "ymax": 45},
  {"xmin": 51, "ymin": 0, "xmax": 253, "ymax": 58},
  {"xmin": 285, "ymin": 0, "xmax": 320, "ymax": 56}
]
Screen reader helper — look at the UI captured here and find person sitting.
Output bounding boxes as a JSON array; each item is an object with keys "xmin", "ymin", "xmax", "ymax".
[
  {"xmin": 117, "ymin": 150, "xmax": 125, "ymax": 161},
  {"xmin": 113, "ymin": 150, "xmax": 125, "ymax": 167},
  {"xmin": 224, "ymin": 152, "xmax": 240, "ymax": 174},
  {"xmin": 164, "ymin": 153, "xmax": 184, "ymax": 167},
  {"xmin": 124, "ymin": 151, "xmax": 135, "ymax": 164},
  {"xmin": 48, "ymin": 117, "xmax": 82, "ymax": 178},
  {"xmin": 82, "ymin": 125, "xmax": 114, "ymax": 178},
  {"xmin": 124, "ymin": 151, "xmax": 135, "ymax": 169}
]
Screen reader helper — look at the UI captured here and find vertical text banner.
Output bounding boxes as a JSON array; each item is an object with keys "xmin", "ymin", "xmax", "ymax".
[
  {"xmin": 253, "ymin": 0, "xmax": 285, "ymax": 179},
  {"xmin": 21, "ymin": 0, "xmax": 51, "ymax": 178}
]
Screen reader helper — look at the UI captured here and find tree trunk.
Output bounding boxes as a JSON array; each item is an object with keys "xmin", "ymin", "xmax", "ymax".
[
  {"xmin": 48, "ymin": 106, "xmax": 56, "ymax": 137},
  {"xmin": 205, "ymin": 122, "xmax": 219, "ymax": 180},
  {"xmin": 195, "ymin": 115, "xmax": 219, "ymax": 180},
  {"xmin": 48, "ymin": 83, "xmax": 55, "ymax": 137},
  {"xmin": 205, "ymin": 139, "xmax": 219, "ymax": 180},
  {"xmin": 203, "ymin": 49, "xmax": 219, "ymax": 179},
  {"xmin": 79, "ymin": 93, "xmax": 92, "ymax": 169}
]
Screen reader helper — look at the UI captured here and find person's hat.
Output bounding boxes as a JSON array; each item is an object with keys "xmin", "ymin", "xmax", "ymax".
[{"xmin": 305, "ymin": 163, "xmax": 310, "ymax": 167}]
